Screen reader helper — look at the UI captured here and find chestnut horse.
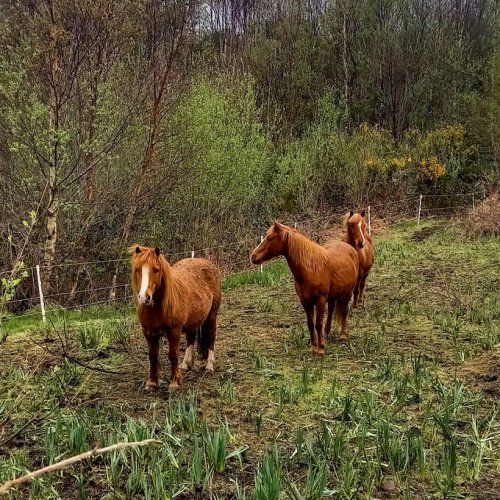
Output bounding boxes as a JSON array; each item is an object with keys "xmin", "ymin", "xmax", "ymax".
[
  {"xmin": 251, "ymin": 223, "xmax": 359, "ymax": 353},
  {"xmin": 342, "ymin": 210, "xmax": 374, "ymax": 308},
  {"xmin": 130, "ymin": 245, "xmax": 221, "ymax": 391}
]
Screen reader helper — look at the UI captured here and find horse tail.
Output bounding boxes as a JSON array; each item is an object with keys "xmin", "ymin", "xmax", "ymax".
[
  {"xmin": 333, "ymin": 300, "xmax": 348, "ymax": 326},
  {"xmin": 333, "ymin": 302, "xmax": 343, "ymax": 326}
]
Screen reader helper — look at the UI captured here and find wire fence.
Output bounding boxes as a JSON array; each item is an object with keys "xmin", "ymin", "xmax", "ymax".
[{"xmin": 0, "ymin": 192, "xmax": 480, "ymax": 324}]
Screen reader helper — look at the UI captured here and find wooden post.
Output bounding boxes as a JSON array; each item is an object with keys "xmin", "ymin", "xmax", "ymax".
[
  {"xmin": 367, "ymin": 206, "xmax": 371, "ymax": 235},
  {"xmin": 260, "ymin": 235, "xmax": 263, "ymax": 274},
  {"xmin": 35, "ymin": 264, "xmax": 46, "ymax": 322},
  {"xmin": 191, "ymin": 251, "xmax": 194, "ymax": 258},
  {"xmin": 417, "ymin": 195, "xmax": 423, "ymax": 225}
]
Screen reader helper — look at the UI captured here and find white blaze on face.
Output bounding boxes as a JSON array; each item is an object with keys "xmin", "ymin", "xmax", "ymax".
[
  {"xmin": 138, "ymin": 265, "xmax": 150, "ymax": 303},
  {"xmin": 358, "ymin": 221, "xmax": 365, "ymax": 247}
]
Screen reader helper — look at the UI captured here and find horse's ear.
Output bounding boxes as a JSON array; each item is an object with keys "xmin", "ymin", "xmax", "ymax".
[
  {"xmin": 360, "ymin": 210, "xmax": 366, "ymax": 217},
  {"xmin": 154, "ymin": 247, "xmax": 160, "ymax": 257},
  {"xmin": 274, "ymin": 221, "xmax": 283, "ymax": 232},
  {"xmin": 128, "ymin": 245, "xmax": 140, "ymax": 255},
  {"xmin": 349, "ymin": 210, "xmax": 354, "ymax": 217}
]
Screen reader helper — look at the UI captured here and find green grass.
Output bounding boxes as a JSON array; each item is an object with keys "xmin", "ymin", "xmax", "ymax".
[
  {"xmin": 222, "ymin": 260, "xmax": 289, "ymax": 290},
  {"xmin": 0, "ymin": 302, "xmax": 135, "ymax": 338},
  {"xmin": 0, "ymin": 219, "xmax": 499, "ymax": 499}
]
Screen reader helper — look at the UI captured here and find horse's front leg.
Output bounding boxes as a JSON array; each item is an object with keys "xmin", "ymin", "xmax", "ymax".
[
  {"xmin": 325, "ymin": 298, "xmax": 336, "ymax": 338},
  {"xmin": 144, "ymin": 328, "xmax": 160, "ymax": 391},
  {"xmin": 301, "ymin": 300, "xmax": 317, "ymax": 353},
  {"xmin": 167, "ymin": 327, "xmax": 181, "ymax": 392},
  {"xmin": 315, "ymin": 296, "xmax": 326, "ymax": 355},
  {"xmin": 358, "ymin": 274, "xmax": 368, "ymax": 307},
  {"xmin": 352, "ymin": 277, "xmax": 361, "ymax": 308}
]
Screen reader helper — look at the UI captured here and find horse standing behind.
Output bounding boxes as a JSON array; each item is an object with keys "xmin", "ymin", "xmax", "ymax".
[
  {"xmin": 251, "ymin": 222, "xmax": 359, "ymax": 353},
  {"xmin": 342, "ymin": 210, "xmax": 375, "ymax": 307},
  {"xmin": 130, "ymin": 245, "xmax": 221, "ymax": 392}
]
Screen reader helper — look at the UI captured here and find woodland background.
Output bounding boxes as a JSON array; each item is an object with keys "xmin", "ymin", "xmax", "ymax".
[{"xmin": 0, "ymin": 0, "xmax": 499, "ymax": 305}]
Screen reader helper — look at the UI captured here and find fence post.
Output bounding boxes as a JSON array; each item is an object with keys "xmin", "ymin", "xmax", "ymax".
[
  {"xmin": 472, "ymin": 192, "xmax": 475, "ymax": 211},
  {"xmin": 35, "ymin": 264, "xmax": 46, "ymax": 323},
  {"xmin": 191, "ymin": 251, "xmax": 195, "ymax": 258},
  {"xmin": 294, "ymin": 222, "xmax": 297, "ymax": 229},
  {"xmin": 367, "ymin": 206, "xmax": 371, "ymax": 236},
  {"xmin": 417, "ymin": 195, "xmax": 423, "ymax": 225},
  {"xmin": 260, "ymin": 235, "xmax": 264, "ymax": 274}
]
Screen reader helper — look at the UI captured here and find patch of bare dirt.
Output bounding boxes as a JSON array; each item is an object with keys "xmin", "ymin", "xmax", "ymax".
[
  {"xmin": 466, "ymin": 473, "xmax": 500, "ymax": 500},
  {"xmin": 460, "ymin": 350, "xmax": 500, "ymax": 399},
  {"xmin": 411, "ymin": 224, "xmax": 443, "ymax": 242}
]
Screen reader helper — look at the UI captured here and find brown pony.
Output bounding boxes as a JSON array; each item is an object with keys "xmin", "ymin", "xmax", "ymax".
[
  {"xmin": 251, "ymin": 223, "xmax": 359, "ymax": 353},
  {"xmin": 342, "ymin": 210, "xmax": 375, "ymax": 308},
  {"xmin": 130, "ymin": 245, "xmax": 221, "ymax": 391}
]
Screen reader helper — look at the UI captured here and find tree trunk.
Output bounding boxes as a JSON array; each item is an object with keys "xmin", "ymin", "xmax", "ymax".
[
  {"xmin": 68, "ymin": 79, "xmax": 98, "ymax": 303},
  {"xmin": 42, "ymin": 22, "xmax": 61, "ymax": 294},
  {"xmin": 342, "ymin": 6, "xmax": 349, "ymax": 124}
]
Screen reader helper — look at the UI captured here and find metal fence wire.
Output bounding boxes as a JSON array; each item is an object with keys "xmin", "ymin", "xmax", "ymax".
[{"xmin": 0, "ymin": 193, "xmax": 479, "ymax": 323}]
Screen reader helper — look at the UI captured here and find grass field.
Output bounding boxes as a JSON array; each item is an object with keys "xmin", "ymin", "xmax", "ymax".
[{"xmin": 0, "ymin": 219, "xmax": 499, "ymax": 499}]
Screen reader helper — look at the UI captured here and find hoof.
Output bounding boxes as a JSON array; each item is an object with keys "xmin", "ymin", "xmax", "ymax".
[
  {"xmin": 310, "ymin": 345, "xmax": 319, "ymax": 354},
  {"xmin": 205, "ymin": 365, "xmax": 215, "ymax": 375},
  {"xmin": 180, "ymin": 362, "xmax": 192, "ymax": 371},
  {"xmin": 145, "ymin": 380, "xmax": 159, "ymax": 391},
  {"xmin": 339, "ymin": 334, "xmax": 348, "ymax": 342},
  {"xmin": 317, "ymin": 346, "xmax": 325, "ymax": 356},
  {"xmin": 168, "ymin": 381, "xmax": 179, "ymax": 392}
]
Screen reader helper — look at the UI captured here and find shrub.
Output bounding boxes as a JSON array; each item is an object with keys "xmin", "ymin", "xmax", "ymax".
[{"xmin": 463, "ymin": 192, "xmax": 500, "ymax": 237}]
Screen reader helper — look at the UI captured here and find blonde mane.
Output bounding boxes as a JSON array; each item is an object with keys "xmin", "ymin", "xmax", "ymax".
[
  {"xmin": 129, "ymin": 245, "xmax": 180, "ymax": 319},
  {"xmin": 283, "ymin": 227, "xmax": 329, "ymax": 274}
]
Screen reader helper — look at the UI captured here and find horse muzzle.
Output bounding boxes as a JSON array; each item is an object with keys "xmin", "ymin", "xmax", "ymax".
[
  {"xmin": 250, "ymin": 254, "xmax": 262, "ymax": 265},
  {"xmin": 137, "ymin": 293, "xmax": 153, "ymax": 305}
]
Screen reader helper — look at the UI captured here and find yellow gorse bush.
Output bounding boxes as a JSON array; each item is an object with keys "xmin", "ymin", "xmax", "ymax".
[
  {"xmin": 362, "ymin": 156, "xmax": 413, "ymax": 172},
  {"xmin": 419, "ymin": 156, "xmax": 446, "ymax": 179}
]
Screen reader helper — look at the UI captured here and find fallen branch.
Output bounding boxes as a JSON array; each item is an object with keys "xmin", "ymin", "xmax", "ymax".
[{"xmin": 0, "ymin": 438, "xmax": 161, "ymax": 494}]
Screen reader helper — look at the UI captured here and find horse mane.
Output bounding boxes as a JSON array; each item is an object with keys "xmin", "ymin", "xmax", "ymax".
[
  {"xmin": 129, "ymin": 245, "xmax": 180, "ymax": 319},
  {"xmin": 283, "ymin": 226, "xmax": 329, "ymax": 273},
  {"xmin": 341, "ymin": 212, "xmax": 350, "ymax": 230}
]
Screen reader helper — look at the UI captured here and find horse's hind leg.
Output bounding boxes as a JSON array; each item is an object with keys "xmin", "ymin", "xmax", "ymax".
[
  {"xmin": 144, "ymin": 328, "xmax": 160, "ymax": 391},
  {"xmin": 180, "ymin": 330, "xmax": 196, "ymax": 371},
  {"xmin": 201, "ymin": 309, "xmax": 218, "ymax": 373}
]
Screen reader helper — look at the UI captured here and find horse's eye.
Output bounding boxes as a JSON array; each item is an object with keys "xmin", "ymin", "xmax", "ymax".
[
  {"xmin": 153, "ymin": 269, "xmax": 159, "ymax": 274},
  {"xmin": 267, "ymin": 236, "xmax": 273, "ymax": 241}
]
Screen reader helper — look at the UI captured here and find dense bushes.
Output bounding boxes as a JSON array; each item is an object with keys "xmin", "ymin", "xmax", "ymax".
[{"xmin": 0, "ymin": 0, "xmax": 498, "ymax": 302}]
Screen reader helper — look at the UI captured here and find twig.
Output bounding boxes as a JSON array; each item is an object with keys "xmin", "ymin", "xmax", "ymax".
[
  {"xmin": 63, "ymin": 353, "xmax": 124, "ymax": 375},
  {"xmin": 0, "ymin": 439, "xmax": 161, "ymax": 494}
]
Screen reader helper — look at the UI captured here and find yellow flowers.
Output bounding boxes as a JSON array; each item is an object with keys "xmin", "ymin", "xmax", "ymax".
[
  {"xmin": 419, "ymin": 156, "xmax": 446, "ymax": 179},
  {"xmin": 389, "ymin": 157, "xmax": 412, "ymax": 169},
  {"xmin": 362, "ymin": 156, "xmax": 413, "ymax": 171}
]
